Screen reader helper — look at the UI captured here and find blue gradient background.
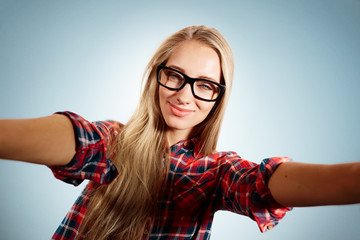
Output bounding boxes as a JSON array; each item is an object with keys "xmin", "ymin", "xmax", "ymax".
[{"xmin": 0, "ymin": 0, "xmax": 359, "ymax": 239}]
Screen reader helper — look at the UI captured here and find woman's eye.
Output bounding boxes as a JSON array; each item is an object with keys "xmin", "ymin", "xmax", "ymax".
[
  {"xmin": 202, "ymin": 84, "xmax": 212, "ymax": 90},
  {"xmin": 198, "ymin": 83, "xmax": 214, "ymax": 91},
  {"xmin": 168, "ymin": 71, "xmax": 182, "ymax": 81}
]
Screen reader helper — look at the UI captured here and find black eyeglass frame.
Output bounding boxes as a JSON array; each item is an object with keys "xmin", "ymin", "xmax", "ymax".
[{"xmin": 156, "ymin": 65, "xmax": 226, "ymax": 102}]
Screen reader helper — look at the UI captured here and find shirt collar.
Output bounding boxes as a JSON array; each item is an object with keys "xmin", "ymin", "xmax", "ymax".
[{"xmin": 170, "ymin": 138, "xmax": 202, "ymax": 158}]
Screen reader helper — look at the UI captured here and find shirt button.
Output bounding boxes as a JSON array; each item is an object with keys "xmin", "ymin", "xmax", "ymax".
[
  {"xmin": 184, "ymin": 142, "xmax": 188, "ymax": 147},
  {"xmin": 267, "ymin": 225, "xmax": 273, "ymax": 230},
  {"xmin": 144, "ymin": 229, "xmax": 149, "ymax": 235}
]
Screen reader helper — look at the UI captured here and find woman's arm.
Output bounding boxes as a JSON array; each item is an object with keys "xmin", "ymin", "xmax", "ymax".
[
  {"xmin": 268, "ymin": 161, "xmax": 360, "ymax": 207},
  {"xmin": 0, "ymin": 114, "xmax": 76, "ymax": 166}
]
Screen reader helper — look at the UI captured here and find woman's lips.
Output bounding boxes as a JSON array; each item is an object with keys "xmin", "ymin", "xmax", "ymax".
[{"xmin": 169, "ymin": 102, "xmax": 193, "ymax": 117}]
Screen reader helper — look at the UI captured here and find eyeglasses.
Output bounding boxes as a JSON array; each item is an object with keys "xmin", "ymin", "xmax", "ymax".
[{"xmin": 156, "ymin": 65, "xmax": 225, "ymax": 102}]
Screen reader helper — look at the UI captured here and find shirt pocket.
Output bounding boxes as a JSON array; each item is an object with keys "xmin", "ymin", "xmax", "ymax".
[{"xmin": 172, "ymin": 170, "xmax": 216, "ymax": 213}]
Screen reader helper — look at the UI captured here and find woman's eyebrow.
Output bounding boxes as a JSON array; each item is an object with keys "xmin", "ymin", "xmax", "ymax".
[
  {"xmin": 167, "ymin": 64, "xmax": 219, "ymax": 82},
  {"xmin": 167, "ymin": 64, "xmax": 185, "ymax": 73}
]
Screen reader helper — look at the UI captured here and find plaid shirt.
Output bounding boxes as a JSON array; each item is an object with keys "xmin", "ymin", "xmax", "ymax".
[{"xmin": 49, "ymin": 111, "xmax": 291, "ymax": 240}]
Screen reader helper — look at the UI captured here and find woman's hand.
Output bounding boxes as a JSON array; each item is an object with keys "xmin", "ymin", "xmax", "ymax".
[
  {"xmin": 268, "ymin": 161, "xmax": 360, "ymax": 207},
  {"xmin": 0, "ymin": 114, "xmax": 76, "ymax": 166}
]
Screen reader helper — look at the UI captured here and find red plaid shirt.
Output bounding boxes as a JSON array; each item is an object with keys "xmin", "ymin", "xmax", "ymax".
[{"xmin": 49, "ymin": 111, "xmax": 291, "ymax": 240}]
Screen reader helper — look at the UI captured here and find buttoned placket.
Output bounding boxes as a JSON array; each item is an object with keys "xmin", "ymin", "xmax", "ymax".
[
  {"xmin": 142, "ymin": 217, "xmax": 152, "ymax": 240},
  {"xmin": 143, "ymin": 228, "xmax": 149, "ymax": 239}
]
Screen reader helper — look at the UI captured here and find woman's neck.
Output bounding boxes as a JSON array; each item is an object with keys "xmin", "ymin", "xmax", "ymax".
[{"xmin": 165, "ymin": 128, "xmax": 192, "ymax": 146}]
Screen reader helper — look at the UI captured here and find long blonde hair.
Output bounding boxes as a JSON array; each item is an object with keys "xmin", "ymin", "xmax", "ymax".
[{"xmin": 79, "ymin": 25, "xmax": 234, "ymax": 240}]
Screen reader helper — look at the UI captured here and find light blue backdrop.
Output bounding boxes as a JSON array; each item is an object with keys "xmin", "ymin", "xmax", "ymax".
[{"xmin": 1, "ymin": 0, "xmax": 359, "ymax": 239}]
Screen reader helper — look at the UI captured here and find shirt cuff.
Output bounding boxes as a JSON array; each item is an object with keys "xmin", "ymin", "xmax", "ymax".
[
  {"xmin": 254, "ymin": 157, "xmax": 292, "ymax": 232},
  {"xmin": 48, "ymin": 111, "xmax": 120, "ymax": 186}
]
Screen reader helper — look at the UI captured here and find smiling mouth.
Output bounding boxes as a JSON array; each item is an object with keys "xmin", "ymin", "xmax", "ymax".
[{"xmin": 169, "ymin": 102, "xmax": 193, "ymax": 117}]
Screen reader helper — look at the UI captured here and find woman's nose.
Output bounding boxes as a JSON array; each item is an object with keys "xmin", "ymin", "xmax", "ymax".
[{"xmin": 175, "ymin": 83, "xmax": 193, "ymax": 104}]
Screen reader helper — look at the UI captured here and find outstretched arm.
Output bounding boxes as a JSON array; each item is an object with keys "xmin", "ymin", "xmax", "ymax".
[
  {"xmin": 268, "ymin": 161, "xmax": 360, "ymax": 207},
  {"xmin": 0, "ymin": 114, "xmax": 76, "ymax": 166}
]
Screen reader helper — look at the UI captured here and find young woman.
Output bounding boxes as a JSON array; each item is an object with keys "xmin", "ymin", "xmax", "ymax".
[{"xmin": 0, "ymin": 25, "xmax": 359, "ymax": 240}]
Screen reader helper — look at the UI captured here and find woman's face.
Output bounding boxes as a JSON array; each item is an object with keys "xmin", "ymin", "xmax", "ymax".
[{"xmin": 159, "ymin": 40, "xmax": 221, "ymax": 139}]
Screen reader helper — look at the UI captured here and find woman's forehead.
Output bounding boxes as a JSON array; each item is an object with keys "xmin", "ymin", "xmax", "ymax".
[{"xmin": 166, "ymin": 40, "xmax": 221, "ymax": 83}]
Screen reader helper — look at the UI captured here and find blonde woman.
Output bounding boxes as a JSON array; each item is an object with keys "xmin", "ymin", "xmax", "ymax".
[{"xmin": 0, "ymin": 26, "xmax": 359, "ymax": 240}]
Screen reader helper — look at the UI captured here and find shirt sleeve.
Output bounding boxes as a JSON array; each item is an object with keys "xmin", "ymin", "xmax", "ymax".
[
  {"xmin": 48, "ymin": 111, "xmax": 122, "ymax": 186},
  {"xmin": 215, "ymin": 153, "xmax": 292, "ymax": 232}
]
